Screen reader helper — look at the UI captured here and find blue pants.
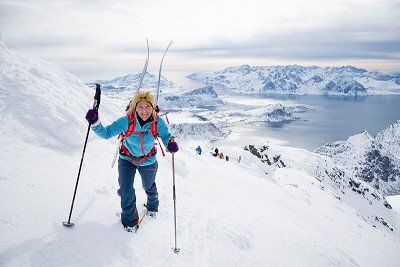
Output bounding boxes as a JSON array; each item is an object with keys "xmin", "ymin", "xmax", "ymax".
[{"xmin": 118, "ymin": 158, "xmax": 159, "ymax": 227}]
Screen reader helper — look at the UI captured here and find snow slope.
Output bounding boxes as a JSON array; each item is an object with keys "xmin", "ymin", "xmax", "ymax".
[
  {"xmin": 0, "ymin": 40, "xmax": 116, "ymax": 152},
  {"xmin": 1, "ymin": 42, "xmax": 400, "ymax": 266}
]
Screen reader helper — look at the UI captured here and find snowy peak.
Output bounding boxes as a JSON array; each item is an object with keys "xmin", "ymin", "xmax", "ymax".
[
  {"xmin": 182, "ymin": 85, "xmax": 218, "ymax": 97},
  {"xmin": 324, "ymin": 78, "xmax": 366, "ymax": 94},
  {"xmin": 376, "ymin": 120, "xmax": 400, "ymax": 159},
  {"xmin": 159, "ymin": 85, "xmax": 223, "ymax": 110},
  {"xmin": 315, "ymin": 130, "xmax": 400, "ymax": 195},
  {"xmin": 170, "ymin": 121, "xmax": 226, "ymax": 140},
  {"xmin": 88, "ymin": 71, "xmax": 175, "ymax": 93},
  {"xmin": 188, "ymin": 65, "xmax": 400, "ymax": 95},
  {"xmin": 247, "ymin": 104, "xmax": 295, "ymax": 123}
]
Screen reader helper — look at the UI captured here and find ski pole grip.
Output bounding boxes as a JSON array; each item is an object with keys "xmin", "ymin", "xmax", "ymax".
[{"xmin": 94, "ymin": 83, "xmax": 101, "ymax": 109}]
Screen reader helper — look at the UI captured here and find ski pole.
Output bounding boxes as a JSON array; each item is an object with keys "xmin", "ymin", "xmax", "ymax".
[
  {"xmin": 172, "ymin": 152, "xmax": 180, "ymax": 253},
  {"xmin": 63, "ymin": 84, "xmax": 101, "ymax": 227}
]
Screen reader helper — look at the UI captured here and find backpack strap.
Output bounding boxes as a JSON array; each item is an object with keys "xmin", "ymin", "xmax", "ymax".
[
  {"xmin": 118, "ymin": 112, "xmax": 166, "ymax": 162},
  {"xmin": 120, "ymin": 144, "xmax": 157, "ymax": 166},
  {"xmin": 125, "ymin": 113, "xmax": 136, "ymax": 137}
]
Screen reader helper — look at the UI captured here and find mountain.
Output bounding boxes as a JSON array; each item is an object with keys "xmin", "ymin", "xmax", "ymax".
[
  {"xmin": 376, "ymin": 120, "xmax": 400, "ymax": 159},
  {"xmin": 159, "ymin": 85, "xmax": 224, "ymax": 110},
  {"xmin": 314, "ymin": 131, "xmax": 400, "ymax": 196},
  {"xmin": 87, "ymin": 71, "xmax": 175, "ymax": 97},
  {"xmin": 243, "ymin": 143, "xmax": 396, "ymax": 232},
  {"xmin": 188, "ymin": 64, "xmax": 400, "ymax": 95},
  {"xmin": 170, "ymin": 122, "xmax": 226, "ymax": 140}
]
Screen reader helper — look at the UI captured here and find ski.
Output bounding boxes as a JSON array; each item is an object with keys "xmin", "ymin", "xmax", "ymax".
[
  {"xmin": 135, "ymin": 39, "xmax": 150, "ymax": 95},
  {"xmin": 156, "ymin": 41, "xmax": 172, "ymax": 103},
  {"xmin": 111, "ymin": 40, "xmax": 150, "ymax": 168}
]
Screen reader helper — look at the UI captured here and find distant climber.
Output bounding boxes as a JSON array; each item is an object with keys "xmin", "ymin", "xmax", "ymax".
[
  {"xmin": 195, "ymin": 145, "xmax": 202, "ymax": 155},
  {"xmin": 212, "ymin": 147, "xmax": 219, "ymax": 157}
]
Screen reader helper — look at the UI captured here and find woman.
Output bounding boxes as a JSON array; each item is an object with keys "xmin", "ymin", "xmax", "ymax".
[{"xmin": 85, "ymin": 91, "xmax": 178, "ymax": 232}]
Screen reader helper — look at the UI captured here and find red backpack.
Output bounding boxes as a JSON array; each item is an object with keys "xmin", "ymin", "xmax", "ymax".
[{"xmin": 119, "ymin": 113, "xmax": 165, "ymax": 165}]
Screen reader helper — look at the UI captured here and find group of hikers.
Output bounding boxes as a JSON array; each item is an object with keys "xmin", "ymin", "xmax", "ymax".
[{"xmin": 195, "ymin": 145, "xmax": 235, "ymax": 162}]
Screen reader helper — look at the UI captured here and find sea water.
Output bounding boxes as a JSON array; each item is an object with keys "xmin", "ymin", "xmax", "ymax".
[{"xmin": 219, "ymin": 94, "xmax": 400, "ymax": 151}]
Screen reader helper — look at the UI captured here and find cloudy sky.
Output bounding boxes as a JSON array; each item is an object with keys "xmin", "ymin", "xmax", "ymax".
[{"xmin": 1, "ymin": 0, "xmax": 399, "ymax": 83}]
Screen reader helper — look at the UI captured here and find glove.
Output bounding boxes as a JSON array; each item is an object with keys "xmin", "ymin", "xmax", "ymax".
[
  {"xmin": 85, "ymin": 108, "xmax": 98, "ymax": 124},
  {"xmin": 167, "ymin": 137, "xmax": 179, "ymax": 153}
]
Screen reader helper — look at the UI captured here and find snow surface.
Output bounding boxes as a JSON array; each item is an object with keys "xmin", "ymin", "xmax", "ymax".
[{"xmin": 1, "ymin": 41, "xmax": 400, "ymax": 266}]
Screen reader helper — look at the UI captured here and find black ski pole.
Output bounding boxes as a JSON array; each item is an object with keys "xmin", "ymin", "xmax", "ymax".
[
  {"xmin": 63, "ymin": 84, "xmax": 101, "ymax": 227},
  {"xmin": 172, "ymin": 152, "xmax": 180, "ymax": 253}
]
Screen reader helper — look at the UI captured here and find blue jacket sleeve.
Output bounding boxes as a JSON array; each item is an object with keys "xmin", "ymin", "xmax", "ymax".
[
  {"xmin": 157, "ymin": 116, "xmax": 172, "ymax": 146},
  {"xmin": 92, "ymin": 116, "xmax": 128, "ymax": 139}
]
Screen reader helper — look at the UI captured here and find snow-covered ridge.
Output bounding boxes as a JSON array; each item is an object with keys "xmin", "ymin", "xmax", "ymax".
[
  {"xmin": 315, "ymin": 128, "xmax": 400, "ymax": 196},
  {"xmin": 376, "ymin": 120, "xmax": 400, "ymax": 159},
  {"xmin": 0, "ymin": 42, "xmax": 116, "ymax": 151},
  {"xmin": 170, "ymin": 122, "xmax": 226, "ymax": 140},
  {"xmin": 244, "ymin": 143, "xmax": 396, "ymax": 232},
  {"xmin": 159, "ymin": 85, "xmax": 224, "ymax": 110},
  {"xmin": 87, "ymin": 71, "xmax": 175, "ymax": 94},
  {"xmin": 188, "ymin": 64, "xmax": 400, "ymax": 95}
]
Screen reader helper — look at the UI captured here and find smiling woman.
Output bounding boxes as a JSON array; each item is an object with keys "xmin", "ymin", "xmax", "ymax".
[{"xmin": 85, "ymin": 90, "xmax": 179, "ymax": 231}]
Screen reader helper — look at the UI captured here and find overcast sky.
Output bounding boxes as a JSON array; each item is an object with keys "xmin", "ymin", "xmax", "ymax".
[{"xmin": 1, "ymin": 0, "xmax": 399, "ymax": 83}]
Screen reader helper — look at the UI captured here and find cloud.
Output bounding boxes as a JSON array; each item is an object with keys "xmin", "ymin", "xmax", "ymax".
[
  {"xmin": 173, "ymin": 24, "xmax": 400, "ymax": 61},
  {"xmin": 1, "ymin": 0, "xmax": 399, "ymax": 81},
  {"xmin": 4, "ymin": 36, "xmax": 92, "ymax": 49}
]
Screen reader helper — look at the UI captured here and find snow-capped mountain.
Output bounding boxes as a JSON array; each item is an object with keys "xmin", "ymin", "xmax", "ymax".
[
  {"xmin": 315, "ymin": 131, "xmax": 400, "ymax": 196},
  {"xmin": 376, "ymin": 120, "xmax": 400, "ymax": 159},
  {"xmin": 170, "ymin": 122, "xmax": 226, "ymax": 140},
  {"xmin": 188, "ymin": 64, "xmax": 400, "ymax": 95},
  {"xmin": 159, "ymin": 85, "xmax": 223, "ymax": 110},
  {"xmin": 87, "ymin": 71, "xmax": 175, "ymax": 98}
]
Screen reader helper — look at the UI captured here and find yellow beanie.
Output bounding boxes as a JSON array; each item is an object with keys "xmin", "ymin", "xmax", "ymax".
[
  {"xmin": 132, "ymin": 91, "xmax": 156, "ymax": 108},
  {"xmin": 126, "ymin": 91, "xmax": 156, "ymax": 115}
]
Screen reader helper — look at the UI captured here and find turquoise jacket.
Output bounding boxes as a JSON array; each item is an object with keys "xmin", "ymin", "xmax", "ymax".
[{"xmin": 92, "ymin": 115, "xmax": 171, "ymax": 166}]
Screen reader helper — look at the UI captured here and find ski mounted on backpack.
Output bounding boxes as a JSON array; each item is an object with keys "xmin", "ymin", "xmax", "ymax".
[
  {"xmin": 135, "ymin": 39, "xmax": 150, "ymax": 95},
  {"xmin": 111, "ymin": 39, "xmax": 150, "ymax": 168},
  {"xmin": 63, "ymin": 84, "xmax": 101, "ymax": 228},
  {"xmin": 111, "ymin": 40, "xmax": 173, "ymax": 168}
]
